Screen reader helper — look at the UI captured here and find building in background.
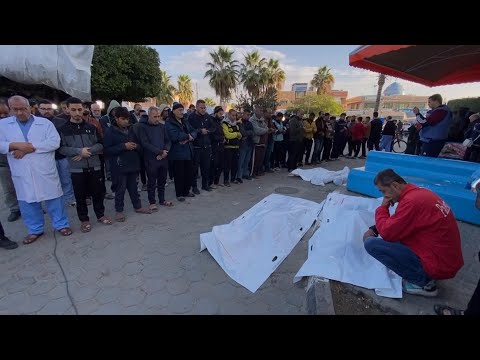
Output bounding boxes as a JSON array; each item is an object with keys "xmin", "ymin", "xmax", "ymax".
[
  {"xmin": 345, "ymin": 82, "xmax": 429, "ymax": 120},
  {"xmin": 122, "ymin": 97, "xmax": 157, "ymax": 111},
  {"xmin": 277, "ymin": 83, "xmax": 348, "ymax": 109}
]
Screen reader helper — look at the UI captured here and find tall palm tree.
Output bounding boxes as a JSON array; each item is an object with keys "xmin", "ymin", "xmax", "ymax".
[
  {"xmin": 177, "ymin": 74, "xmax": 193, "ymax": 106},
  {"xmin": 156, "ymin": 70, "xmax": 177, "ymax": 105},
  {"xmin": 310, "ymin": 66, "xmax": 335, "ymax": 95},
  {"xmin": 374, "ymin": 74, "xmax": 386, "ymax": 113},
  {"xmin": 265, "ymin": 59, "xmax": 286, "ymax": 91},
  {"xmin": 204, "ymin": 46, "xmax": 239, "ymax": 108},
  {"xmin": 240, "ymin": 50, "xmax": 267, "ymax": 104}
]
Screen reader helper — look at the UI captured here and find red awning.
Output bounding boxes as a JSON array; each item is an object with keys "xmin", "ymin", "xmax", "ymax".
[{"xmin": 349, "ymin": 45, "xmax": 480, "ymax": 87}]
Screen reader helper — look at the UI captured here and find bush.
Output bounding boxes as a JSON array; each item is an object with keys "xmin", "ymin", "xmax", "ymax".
[{"xmin": 447, "ymin": 97, "xmax": 480, "ymax": 113}]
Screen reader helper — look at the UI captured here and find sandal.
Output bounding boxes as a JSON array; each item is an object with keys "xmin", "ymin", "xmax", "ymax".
[
  {"xmin": 81, "ymin": 222, "xmax": 92, "ymax": 233},
  {"xmin": 160, "ymin": 200, "xmax": 174, "ymax": 207},
  {"xmin": 115, "ymin": 212, "xmax": 126, "ymax": 222},
  {"xmin": 135, "ymin": 207, "xmax": 152, "ymax": 214},
  {"xmin": 433, "ymin": 304, "xmax": 464, "ymax": 316},
  {"xmin": 58, "ymin": 227, "xmax": 73, "ymax": 236},
  {"xmin": 97, "ymin": 216, "xmax": 113, "ymax": 225},
  {"xmin": 149, "ymin": 204, "xmax": 159, "ymax": 212},
  {"xmin": 23, "ymin": 233, "xmax": 44, "ymax": 245}
]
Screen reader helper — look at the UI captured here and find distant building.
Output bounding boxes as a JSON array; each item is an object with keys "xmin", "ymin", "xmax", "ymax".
[
  {"xmin": 277, "ymin": 83, "xmax": 348, "ymax": 109},
  {"xmin": 346, "ymin": 94, "xmax": 429, "ymax": 120},
  {"xmin": 122, "ymin": 97, "xmax": 157, "ymax": 111}
]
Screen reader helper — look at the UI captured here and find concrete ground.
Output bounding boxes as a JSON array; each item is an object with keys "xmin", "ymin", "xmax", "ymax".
[{"xmin": 0, "ymin": 157, "xmax": 478, "ymax": 315}]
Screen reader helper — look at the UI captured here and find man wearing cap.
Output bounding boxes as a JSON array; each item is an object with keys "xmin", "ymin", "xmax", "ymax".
[
  {"xmin": 188, "ymin": 100, "xmax": 215, "ymax": 193},
  {"xmin": 165, "ymin": 103, "xmax": 197, "ymax": 201}
]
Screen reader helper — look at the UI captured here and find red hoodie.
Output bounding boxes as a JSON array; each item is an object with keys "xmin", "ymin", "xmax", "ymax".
[
  {"xmin": 375, "ymin": 184, "xmax": 463, "ymax": 279},
  {"xmin": 351, "ymin": 122, "xmax": 365, "ymax": 141}
]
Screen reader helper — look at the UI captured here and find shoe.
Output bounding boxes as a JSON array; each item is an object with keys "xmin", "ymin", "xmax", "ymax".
[
  {"xmin": 236, "ymin": 178, "xmax": 243, "ymax": 184},
  {"xmin": 358, "ymin": 156, "xmax": 366, "ymax": 159},
  {"xmin": 402, "ymin": 279, "xmax": 438, "ymax": 297},
  {"xmin": 0, "ymin": 236, "xmax": 18, "ymax": 250},
  {"xmin": 243, "ymin": 176, "xmax": 252, "ymax": 181},
  {"xmin": 7, "ymin": 211, "xmax": 21, "ymax": 222},
  {"xmin": 224, "ymin": 181, "xmax": 231, "ymax": 187},
  {"xmin": 105, "ymin": 193, "xmax": 115, "ymax": 200},
  {"xmin": 266, "ymin": 169, "xmax": 274, "ymax": 173},
  {"xmin": 141, "ymin": 184, "xmax": 148, "ymax": 191},
  {"xmin": 210, "ymin": 184, "xmax": 217, "ymax": 189},
  {"xmin": 177, "ymin": 197, "xmax": 185, "ymax": 202},
  {"xmin": 185, "ymin": 192, "xmax": 195, "ymax": 197},
  {"xmin": 201, "ymin": 187, "xmax": 213, "ymax": 192},
  {"xmin": 192, "ymin": 188, "xmax": 200, "ymax": 195}
]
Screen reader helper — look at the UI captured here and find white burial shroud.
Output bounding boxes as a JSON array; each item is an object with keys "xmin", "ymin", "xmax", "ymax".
[
  {"xmin": 294, "ymin": 192, "xmax": 403, "ymax": 298},
  {"xmin": 291, "ymin": 166, "xmax": 350, "ymax": 186},
  {"xmin": 200, "ymin": 194, "xmax": 322, "ymax": 293}
]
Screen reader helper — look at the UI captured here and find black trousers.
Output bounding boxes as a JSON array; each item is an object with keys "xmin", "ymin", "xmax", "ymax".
[
  {"xmin": 303, "ymin": 138, "xmax": 313, "ymax": 164},
  {"xmin": 109, "ymin": 158, "xmax": 119, "ymax": 193},
  {"xmin": 331, "ymin": 137, "xmax": 344, "ymax": 159},
  {"xmin": 347, "ymin": 137, "xmax": 354, "ymax": 156},
  {"xmin": 115, "ymin": 171, "xmax": 141, "ymax": 212},
  {"xmin": 139, "ymin": 154, "xmax": 147, "ymax": 185},
  {"xmin": 420, "ymin": 140, "xmax": 446, "ymax": 158},
  {"xmin": 367, "ymin": 137, "xmax": 381, "ymax": 151},
  {"xmin": 322, "ymin": 138, "xmax": 333, "ymax": 161},
  {"xmin": 287, "ymin": 141, "xmax": 299, "ymax": 171},
  {"xmin": 192, "ymin": 147, "xmax": 211, "ymax": 189},
  {"xmin": 253, "ymin": 145, "xmax": 266, "ymax": 175},
  {"xmin": 173, "ymin": 160, "xmax": 193, "ymax": 197},
  {"xmin": 210, "ymin": 146, "xmax": 224, "ymax": 185},
  {"xmin": 146, "ymin": 165, "xmax": 168, "ymax": 204},
  {"xmin": 361, "ymin": 138, "xmax": 367, "ymax": 157},
  {"xmin": 272, "ymin": 141, "xmax": 286, "ymax": 168},
  {"xmin": 224, "ymin": 147, "xmax": 239, "ymax": 182},
  {"xmin": 352, "ymin": 140, "xmax": 361, "ymax": 157},
  {"xmin": 168, "ymin": 160, "xmax": 175, "ymax": 180},
  {"xmin": 0, "ymin": 221, "xmax": 4, "ymax": 238},
  {"xmin": 71, "ymin": 170, "xmax": 105, "ymax": 222}
]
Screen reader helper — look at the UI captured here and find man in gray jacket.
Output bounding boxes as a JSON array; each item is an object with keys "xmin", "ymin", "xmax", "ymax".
[{"xmin": 58, "ymin": 97, "xmax": 112, "ymax": 232}]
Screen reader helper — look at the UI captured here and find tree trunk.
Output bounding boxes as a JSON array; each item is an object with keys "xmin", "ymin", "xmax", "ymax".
[{"xmin": 374, "ymin": 74, "xmax": 386, "ymax": 113}]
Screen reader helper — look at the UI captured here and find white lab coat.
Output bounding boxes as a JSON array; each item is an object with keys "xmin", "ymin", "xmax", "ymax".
[{"xmin": 0, "ymin": 116, "xmax": 63, "ymax": 203}]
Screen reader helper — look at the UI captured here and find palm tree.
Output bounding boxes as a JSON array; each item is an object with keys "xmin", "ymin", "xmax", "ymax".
[
  {"xmin": 240, "ymin": 50, "xmax": 267, "ymax": 104},
  {"xmin": 374, "ymin": 74, "xmax": 386, "ymax": 113},
  {"xmin": 177, "ymin": 74, "xmax": 193, "ymax": 106},
  {"xmin": 204, "ymin": 97, "xmax": 216, "ymax": 106},
  {"xmin": 204, "ymin": 46, "xmax": 239, "ymax": 108},
  {"xmin": 265, "ymin": 59, "xmax": 286, "ymax": 91},
  {"xmin": 156, "ymin": 70, "xmax": 177, "ymax": 105},
  {"xmin": 310, "ymin": 66, "xmax": 335, "ymax": 95}
]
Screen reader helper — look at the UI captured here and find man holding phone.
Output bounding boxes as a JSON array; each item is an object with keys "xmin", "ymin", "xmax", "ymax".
[{"xmin": 362, "ymin": 169, "xmax": 464, "ymax": 297}]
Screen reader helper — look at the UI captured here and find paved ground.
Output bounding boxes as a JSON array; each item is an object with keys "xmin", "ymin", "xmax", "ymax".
[{"xmin": 0, "ymin": 157, "xmax": 478, "ymax": 315}]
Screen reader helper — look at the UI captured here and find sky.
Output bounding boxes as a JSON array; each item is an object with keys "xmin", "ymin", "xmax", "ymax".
[{"xmin": 150, "ymin": 45, "xmax": 480, "ymax": 103}]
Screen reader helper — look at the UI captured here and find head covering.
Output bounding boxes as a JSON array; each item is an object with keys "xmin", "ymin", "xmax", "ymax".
[
  {"xmin": 106, "ymin": 100, "xmax": 121, "ymax": 116},
  {"xmin": 214, "ymin": 106, "xmax": 223, "ymax": 114},
  {"xmin": 172, "ymin": 103, "xmax": 184, "ymax": 111}
]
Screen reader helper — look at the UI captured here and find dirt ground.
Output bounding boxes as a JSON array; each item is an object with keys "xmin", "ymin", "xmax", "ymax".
[{"xmin": 330, "ymin": 281, "xmax": 397, "ymax": 315}]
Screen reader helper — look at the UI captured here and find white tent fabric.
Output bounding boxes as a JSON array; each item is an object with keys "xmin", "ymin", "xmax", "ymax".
[
  {"xmin": 200, "ymin": 194, "xmax": 322, "ymax": 293},
  {"xmin": 0, "ymin": 45, "xmax": 94, "ymax": 100},
  {"xmin": 291, "ymin": 166, "xmax": 350, "ymax": 186},
  {"xmin": 294, "ymin": 192, "xmax": 403, "ymax": 298}
]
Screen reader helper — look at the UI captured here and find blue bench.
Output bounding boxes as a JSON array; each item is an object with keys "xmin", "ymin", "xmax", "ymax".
[{"xmin": 347, "ymin": 151, "xmax": 480, "ymax": 225}]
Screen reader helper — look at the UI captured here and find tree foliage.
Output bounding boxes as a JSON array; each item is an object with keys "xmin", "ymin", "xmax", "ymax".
[
  {"xmin": 447, "ymin": 97, "xmax": 480, "ymax": 112},
  {"xmin": 177, "ymin": 74, "xmax": 193, "ymax": 106},
  {"xmin": 310, "ymin": 66, "xmax": 335, "ymax": 95},
  {"xmin": 156, "ymin": 70, "xmax": 176, "ymax": 105},
  {"xmin": 204, "ymin": 97, "xmax": 216, "ymax": 106},
  {"xmin": 91, "ymin": 45, "xmax": 162, "ymax": 103},
  {"xmin": 288, "ymin": 94, "xmax": 344, "ymax": 115}
]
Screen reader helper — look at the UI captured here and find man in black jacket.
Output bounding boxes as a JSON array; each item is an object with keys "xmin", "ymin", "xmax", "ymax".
[
  {"xmin": 368, "ymin": 111, "xmax": 383, "ymax": 151},
  {"xmin": 139, "ymin": 106, "xmax": 174, "ymax": 210},
  {"xmin": 188, "ymin": 100, "xmax": 216, "ymax": 192},
  {"xmin": 104, "ymin": 107, "xmax": 151, "ymax": 221},
  {"xmin": 58, "ymin": 97, "xmax": 112, "ymax": 232},
  {"xmin": 209, "ymin": 106, "xmax": 225, "ymax": 188}
]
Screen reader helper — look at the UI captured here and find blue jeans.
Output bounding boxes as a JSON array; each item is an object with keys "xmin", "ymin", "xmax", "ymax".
[
  {"xmin": 238, "ymin": 145, "xmax": 253, "ymax": 178},
  {"xmin": 56, "ymin": 158, "xmax": 75, "ymax": 205},
  {"xmin": 380, "ymin": 135, "xmax": 393, "ymax": 152},
  {"xmin": 364, "ymin": 237, "xmax": 432, "ymax": 287},
  {"xmin": 312, "ymin": 137, "xmax": 324, "ymax": 162},
  {"xmin": 18, "ymin": 197, "xmax": 70, "ymax": 234}
]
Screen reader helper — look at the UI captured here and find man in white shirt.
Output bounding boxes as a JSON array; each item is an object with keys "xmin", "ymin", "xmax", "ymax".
[{"xmin": 0, "ymin": 96, "xmax": 72, "ymax": 244}]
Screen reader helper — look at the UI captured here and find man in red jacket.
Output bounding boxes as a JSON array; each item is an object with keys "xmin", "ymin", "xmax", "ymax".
[{"xmin": 363, "ymin": 169, "xmax": 464, "ymax": 297}]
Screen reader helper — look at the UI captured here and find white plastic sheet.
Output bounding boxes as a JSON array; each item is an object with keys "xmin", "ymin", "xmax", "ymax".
[
  {"xmin": 291, "ymin": 166, "xmax": 350, "ymax": 186},
  {"xmin": 294, "ymin": 192, "xmax": 403, "ymax": 298},
  {"xmin": 0, "ymin": 45, "xmax": 94, "ymax": 100},
  {"xmin": 200, "ymin": 194, "xmax": 322, "ymax": 293}
]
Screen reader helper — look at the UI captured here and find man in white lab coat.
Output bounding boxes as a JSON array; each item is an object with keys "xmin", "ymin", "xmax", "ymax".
[{"xmin": 0, "ymin": 96, "xmax": 73, "ymax": 244}]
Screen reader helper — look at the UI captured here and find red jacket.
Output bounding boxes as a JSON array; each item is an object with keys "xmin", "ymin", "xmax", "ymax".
[
  {"xmin": 375, "ymin": 184, "xmax": 463, "ymax": 279},
  {"xmin": 351, "ymin": 123, "xmax": 365, "ymax": 141}
]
